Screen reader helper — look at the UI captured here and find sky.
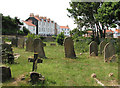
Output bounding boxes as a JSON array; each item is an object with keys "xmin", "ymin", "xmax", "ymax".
[{"xmin": 0, "ymin": 0, "xmax": 77, "ymax": 30}]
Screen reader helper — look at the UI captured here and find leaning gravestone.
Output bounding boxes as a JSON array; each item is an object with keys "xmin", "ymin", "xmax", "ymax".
[
  {"xmin": 18, "ymin": 38, "xmax": 25, "ymax": 48},
  {"xmin": 104, "ymin": 43, "xmax": 116, "ymax": 62},
  {"xmin": 26, "ymin": 37, "xmax": 34, "ymax": 52},
  {"xmin": 0, "ymin": 66, "xmax": 12, "ymax": 82},
  {"xmin": 33, "ymin": 39, "xmax": 46, "ymax": 58},
  {"xmin": 89, "ymin": 41, "xmax": 98, "ymax": 56},
  {"xmin": 99, "ymin": 41, "xmax": 107, "ymax": 54},
  {"xmin": 64, "ymin": 37, "xmax": 76, "ymax": 58}
]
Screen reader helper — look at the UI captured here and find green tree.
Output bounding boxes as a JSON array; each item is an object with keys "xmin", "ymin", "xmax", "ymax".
[
  {"xmin": 2, "ymin": 14, "xmax": 23, "ymax": 35},
  {"xmin": 56, "ymin": 32, "xmax": 65, "ymax": 45},
  {"xmin": 67, "ymin": 2, "xmax": 103, "ymax": 39}
]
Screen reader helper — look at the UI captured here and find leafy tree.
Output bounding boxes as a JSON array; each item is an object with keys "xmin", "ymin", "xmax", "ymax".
[
  {"xmin": 67, "ymin": 2, "xmax": 103, "ymax": 39},
  {"xmin": 2, "ymin": 14, "xmax": 23, "ymax": 35},
  {"xmin": 56, "ymin": 32, "xmax": 65, "ymax": 45}
]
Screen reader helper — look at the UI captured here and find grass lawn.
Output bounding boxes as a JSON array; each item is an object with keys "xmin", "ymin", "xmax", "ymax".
[{"xmin": 2, "ymin": 42, "xmax": 118, "ymax": 86}]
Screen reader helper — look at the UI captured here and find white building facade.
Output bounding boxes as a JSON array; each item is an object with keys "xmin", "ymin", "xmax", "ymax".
[
  {"xmin": 59, "ymin": 26, "xmax": 70, "ymax": 36},
  {"xmin": 22, "ymin": 21, "xmax": 36, "ymax": 34},
  {"xmin": 22, "ymin": 13, "xmax": 70, "ymax": 36}
]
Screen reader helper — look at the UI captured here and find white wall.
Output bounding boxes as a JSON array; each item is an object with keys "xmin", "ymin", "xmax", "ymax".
[
  {"xmin": 23, "ymin": 22, "xmax": 36, "ymax": 34},
  {"xmin": 38, "ymin": 19, "xmax": 56, "ymax": 35}
]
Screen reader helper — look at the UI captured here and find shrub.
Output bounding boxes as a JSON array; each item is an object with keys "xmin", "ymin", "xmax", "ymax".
[
  {"xmin": 56, "ymin": 32, "xmax": 65, "ymax": 45},
  {"xmin": 18, "ymin": 30, "xmax": 24, "ymax": 35},
  {"xmin": 23, "ymin": 27, "xmax": 30, "ymax": 35}
]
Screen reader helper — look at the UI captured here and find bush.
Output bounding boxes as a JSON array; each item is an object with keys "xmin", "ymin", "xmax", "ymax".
[
  {"xmin": 56, "ymin": 32, "xmax": 65, "ymax": 45},
  {"xmin": 18, "ymin": 30, "xmax": 24, "ymax": 35},
  {"xmin": 23, "ymin": 27, "xmax": 30, "ymax": 35},
  {"xmin": 26, "ymin": 33, "xmax": 45, "ymax": 40}
]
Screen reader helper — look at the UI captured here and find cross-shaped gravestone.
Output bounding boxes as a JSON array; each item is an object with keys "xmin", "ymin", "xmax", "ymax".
[{"xmin": 31, "ymin": 53, "xmax": 43, "ymax": 72}]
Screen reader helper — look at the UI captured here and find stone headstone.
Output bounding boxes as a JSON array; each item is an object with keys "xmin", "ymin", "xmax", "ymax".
[
  {"xmin": 64, "ymin": 37, "xmax": 76, "ymax": 58},
  {"xmin": 89, "ymin": 41, "xmax": 98, "ymax": 56},
  {"xmin": 99, "ymin": 41, "xmax": 107, "ymax": 54},
  {"xmin": 18, "ymin": 38, "xmax": 24, "ymax": 48},
  {"xmin": 11, "ymin": 38, "xmax": 18, "ymax": 47},
  {"xmin": 33, "ymin": 39, "xmax": 46, "ymax": 58},
  {"xmin": 104, "ymin": 43, "xmax": 116, "ymax": 62},
  {"xmin": 26, "ymin": 37, "xmax": 34, "ymax": 52},
  {"xmin": 0, "ymin": 66, "xmax": 12, "ymax": 82}
]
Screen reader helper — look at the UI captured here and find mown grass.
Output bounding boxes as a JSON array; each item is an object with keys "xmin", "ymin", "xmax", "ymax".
[{"xmin": 2, "ymin": 41, "xmax": 118, "ymax": 86}]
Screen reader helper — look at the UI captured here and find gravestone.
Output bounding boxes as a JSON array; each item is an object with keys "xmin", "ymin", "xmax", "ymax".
[
  {"xmin": 0, "ymin": 66, "xmax": 12, "ymax": 82},
  {"xmin": 2, "ymin": 43, "xmax": 14, "ymax": 64},
  {"xmin": 104, "ymin": 43, "xmax": 116, "ymax": 62},
  {"xmin": 99, "ymin": 41, "xmax": 107, "ymax": 54},
  {"xmin": 26, "ymin": 37, "xmax": 34, "ymax": 52},
  {"xmin": 64, "ymin": 37, "xmax": 76, "ymax": 58},
  {"xmin": 89, "ymin": 41, "xmax": 98, "ymax": 56},
  {"xmin": 18, "ymin": 38, "xmax": 24, "ymax": 48},
  {"xmin": 11, "ymin": 38, "xmax": 18, "ymax": 47},
  {"xmin": 33, "ymin": 39, "xmax": 46, "ymax": 58}
]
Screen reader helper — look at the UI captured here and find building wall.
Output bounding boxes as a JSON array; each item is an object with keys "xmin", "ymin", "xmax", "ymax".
[
  {"xmin": 59, "ymin": 28, "xmax": 70, "ymax": 36},
  {"xmin": 23, "ymin": 22, "xmax": 36, "ymax": 34},
  {"xmin": 38, "ymin": 19, "xmax": 55, "ymax": 36}
]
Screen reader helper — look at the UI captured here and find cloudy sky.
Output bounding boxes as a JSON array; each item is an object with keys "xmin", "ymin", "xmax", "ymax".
[{"xmin": 0, "ymin": 0, "xmax": 77, "ymax": 30}]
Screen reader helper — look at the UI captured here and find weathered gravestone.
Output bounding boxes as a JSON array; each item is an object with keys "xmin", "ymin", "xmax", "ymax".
[
  {"xmin": 33, "ymin": 39, "xmax": 46, "ymax": 58},
  {"xmin": 89, "ymin": 41, "xmax": 98, "ymax": 56},
  {"xmin": 26, "ymin": 37, "xmax": 34, "ymax": 52},
  {"xmin": 104, "ymin": 43, "xmax": 116, "ymax": 62},
  {"xmin": 18, "ymin": 38, "xmax": 25, "ymax": 48},
  {"xmin": 11, "ymin": 38, "xmax": 18, "ymax": 47},
  {"xmin": 99, "ymin": 41, "xmax": 107, "ymax": 54},
  {"xmin": 0, "ymin": 66, "xmax": 12, "ymax": 82},
  {"xmin": 64, "ymin": 37, "xmax": 76, "ymax": 58},
  {"xmin": 2, "ymin": 44, "xmax": 14, "ymax": 64}
]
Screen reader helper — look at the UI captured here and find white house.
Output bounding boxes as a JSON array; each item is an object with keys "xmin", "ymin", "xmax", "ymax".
[
  {"xmin": 59, "ymin": 25, "xmax": 70, "ymax": 36},
  {"xmin": 22, "ymin": 21, "xmax": 36, "ymax": 34}
]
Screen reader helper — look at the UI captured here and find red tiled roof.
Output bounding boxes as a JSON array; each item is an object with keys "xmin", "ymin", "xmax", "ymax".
[
  {"xmin": 106, "ymin": 30, "xmax": 114, "ymax": 33},
  {"xmin": 60, "ymin": 26, "xmax": 69, "ymax": 29},
  {"xmin": 23, "ymin": 21, "xmax": 36, "ymax": 26},
  {"xmin": 87, "ymin": 31, "xmax": 92, "ymax": 33},
  {"xmin": 115, "ymin": 29, "xmax": 120, "ymax": 33}
]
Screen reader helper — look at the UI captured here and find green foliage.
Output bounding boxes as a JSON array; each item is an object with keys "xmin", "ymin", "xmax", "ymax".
[
  {"xmin": 56, "ymin": 32, "xmax": 65, "ymax": 45},
  {"xmin": 18, "ymin": 30, "xmax": 24, "ymax": 35},
  {"xmin": 2, "ymin": 14, "xmax": 23, "ymax": 35},
  {"xmin": 71, "ymin": 28, "xmax": 85, "ymax": 39},
  {"xmin": 26, "ymin": 33, "xmax": 45, "ymax": 40},
  {"xmin": 23, "ymin": 27, "xmax": 30, "ymax": 35},
  {"xmin": 74, "ymin": 37, "xmax": 92, "ymax": 52}
]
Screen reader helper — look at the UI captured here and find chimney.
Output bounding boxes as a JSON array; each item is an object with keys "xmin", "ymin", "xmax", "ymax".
[
  {"xmin": 30, "ymin": 13, "xmax": 34, "ymax": 17},
  {"xmin": 66, "ymin": 25, "xmax": 68, "ymax": 27},
  {"xmin": 35, "ymin": 14, "xmax": 39, "ymax": 18}
]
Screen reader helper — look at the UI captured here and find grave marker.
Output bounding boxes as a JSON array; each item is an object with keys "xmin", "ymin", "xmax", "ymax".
[
  {"xmin": 64, "ymin": 37, "xmax": 76, "ymax": 58},
  {"xmin": 89, "ymin": 41, "xmax": 98, "ymax": 56},
  {"xmin": 33, "ymin": 38, "xmax": 46, "ymax": 58}
]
